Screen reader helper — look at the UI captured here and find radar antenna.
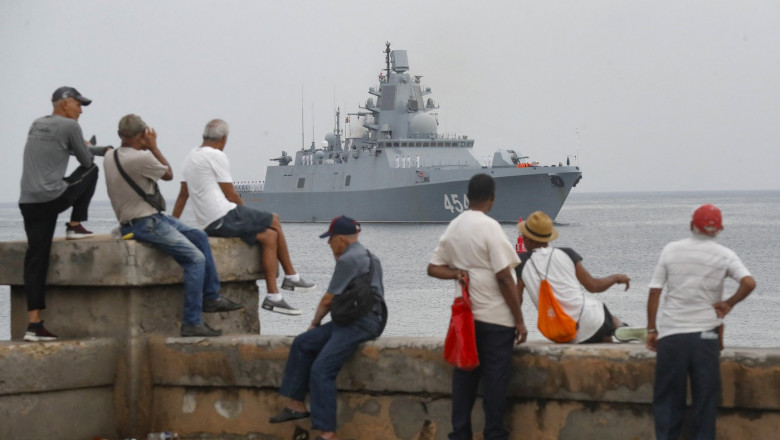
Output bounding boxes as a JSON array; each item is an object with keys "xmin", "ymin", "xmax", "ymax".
[{"xmin": 384, "ymin": 42, "xmax": 391, "ymax": 82}]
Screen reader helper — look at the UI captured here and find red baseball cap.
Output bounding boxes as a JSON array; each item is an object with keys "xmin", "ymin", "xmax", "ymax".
[{"xmin": 692, "ymin": 204, "xmax": 723, "ymax": 235}]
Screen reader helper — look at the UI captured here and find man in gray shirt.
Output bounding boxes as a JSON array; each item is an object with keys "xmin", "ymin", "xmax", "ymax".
[{"xmin": 18, "ymin": 86, "xmax": 110, "ymax": 341}]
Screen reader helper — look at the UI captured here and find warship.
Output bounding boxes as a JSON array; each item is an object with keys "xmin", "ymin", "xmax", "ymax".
[{"xmin": 237, "ymin": 43, "xmax": 582, "ymax": 222}]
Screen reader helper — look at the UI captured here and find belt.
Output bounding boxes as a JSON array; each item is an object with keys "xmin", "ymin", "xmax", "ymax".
[{"xmin": 121, "ymin": 215, "xmax": 154, "ymax": 227}]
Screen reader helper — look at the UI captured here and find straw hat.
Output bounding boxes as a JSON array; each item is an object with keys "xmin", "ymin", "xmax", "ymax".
[{"xmin": 517, "ymin": 211, "xmax": 558, "ymax": 242}]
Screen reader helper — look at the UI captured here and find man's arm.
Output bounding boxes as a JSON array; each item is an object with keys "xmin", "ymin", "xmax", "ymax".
[
  {"xmin": 646, "ymin": 288, "xmax": 662, "ymax": 351},
  {"xmin": 496, "ymin": 266, "xmax": 527, "ymax": 345},
  {"xmin": 218, "ymin": 182, "xmax": 244, "ymax": 206},
  {"xmin": 141, "ymin": 128, "xmax": 173, "ymax": 181},
  {"xmin": 172, "ymin": 182, "xmax": 189, "ymax": 218},
  {"xmin": 309, "ymin": 293, "xmax": 334, "ymax": 330},
  {"xmin": 575, "ymin": 262, "xmax": 630, "ymax": 293},
  {"xmin": 427, "ymin": 263, "xmax": 467, "ymax": 285},
  {"xmin": 714, "ymin": 275, "xmax": 756, "ymax": 318}
]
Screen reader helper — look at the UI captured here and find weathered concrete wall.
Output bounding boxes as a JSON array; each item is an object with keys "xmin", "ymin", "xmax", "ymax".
[
  {"xmin": 146, "ymin": 337, "xmax": 780, "ymax": 440},
  {"xmin": 0, "ymin": 235, "xmax": 266, "ymax": 439},
  {"xmin": 0, "ymin": 338, "xmax": 119, "ymax": 440}
]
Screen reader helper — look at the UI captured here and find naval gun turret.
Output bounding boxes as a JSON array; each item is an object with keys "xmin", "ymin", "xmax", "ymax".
[{"xmin": 271, "ymin": 151, "xmax": 292, "ymax": 166}]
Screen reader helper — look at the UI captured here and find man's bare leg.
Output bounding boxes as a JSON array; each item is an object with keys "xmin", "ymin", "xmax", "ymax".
[
  {"xmin": 256, "ymin": 228, "xmax": 280, "ymax": 293},
  {"xmin": 269, "ymin": 214, "xmax": 295, "ymax": 276}
]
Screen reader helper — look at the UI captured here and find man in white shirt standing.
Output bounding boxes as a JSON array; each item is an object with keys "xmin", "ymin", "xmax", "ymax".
[
  {"xmin": 173, "ymin": 119, "xmax": 314, "ymax": 316},
  {"xmin": 646, "ymin": 204, "xmax": 756, "ymax": 440},
  {"xmin": 427, "ymin": 173, "xmax": 527, "ymax": 440}
]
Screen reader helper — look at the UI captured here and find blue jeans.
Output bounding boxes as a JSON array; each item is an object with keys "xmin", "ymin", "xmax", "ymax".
[
  {"xmin": 450, "ymin": 320, "xmax": 516, "ymax": 440},
  {"xmin": 279, "ymin": 312, "xmax": 383, "ymax": 432},
  {"xmin": 654, "ymin": 330, "xmax": 721, "ymax": 440},
  {"xmin": 120, "ymin": 214, "xmax": 220, "ymax": 326}
]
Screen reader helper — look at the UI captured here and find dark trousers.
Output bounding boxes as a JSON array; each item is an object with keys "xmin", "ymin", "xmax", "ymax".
[
  {"xmin": 279, "ymin": 312, "xmax": 383, "ymax": 432},
  {"xmin": 450, "ymin": 320, "xmax": 516, "ymax": 440},
  {"xmin": 19, "ymin": 164, "xmax": 98, "ymax": 311},
  {"xmin": 654, "ymin": 330, "xmax": 721, "ymax": 440}
]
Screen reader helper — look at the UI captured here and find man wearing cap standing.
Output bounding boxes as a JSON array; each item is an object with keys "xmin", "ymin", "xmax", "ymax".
[
  {"xmin": 515, "ymin": 211, "xmax": 638, "ymax": 344},
  {"xmin": 427, "ymin": 174, "xmax": 527, "ymax": 440},
  {"xmin": 18, "ymin": 87, "xmax": 111, "ymax": 341},
  {"xmin": 104, "ymin": 114, "xmax": 243, "ymax": 337},
  {"xmin": 646, "ymin": 204, "xmax": 755, "ymax": 440},
  {"xmin": 270, "ymin": 216, "xmax": 386, "ymax": 440},
  {"xmin": 172, "ymin": 119, "xmax": 314, "ymax": 316}
]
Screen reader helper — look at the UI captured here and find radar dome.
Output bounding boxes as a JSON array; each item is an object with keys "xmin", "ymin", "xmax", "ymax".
[
  {"xmin": 409, "ymin": 113, "xmax": 438, "ymax": 136},
  {"xmin": 314, "ymin": 151, "xmax": 325, "ymax": 162},
  {"xmin": 324, "ymin": 133, "xmax": 338, "ymax": 148}
]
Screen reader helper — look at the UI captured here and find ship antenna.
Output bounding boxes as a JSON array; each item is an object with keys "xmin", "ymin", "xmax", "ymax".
[
  {"xmin": 384, "ymin": 42, "xmax": 391, "ymax": 81},
  {"xmin": 301, "ymin": 85, "xmax": 305, "ymax": 150}
]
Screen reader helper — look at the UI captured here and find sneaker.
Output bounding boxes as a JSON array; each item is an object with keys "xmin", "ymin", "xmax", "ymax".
[
  {"xmin": 614, "ymin": 326, "xmax": 648, "ymax": 343},
  {"xmin": 24, "ymin": 321, "xmax": 58, "ymax": 342},
  {"xmin": 262, "ymin": 297, "xmax": 302, "ymax": 315},
  {"xmin": 281, "ymin": 276, "xmax": 316, "ymax": 293},
  {"xmin": 65, "ymin": 223, "xmax": 94, "ymax": 240},
  {"xmin": 203, "ymin": 296, "xmax": 244, "ymax": 313},
  {"xmin": 181, "ymin": 323, "xmax": 222, "ymax": 337}
]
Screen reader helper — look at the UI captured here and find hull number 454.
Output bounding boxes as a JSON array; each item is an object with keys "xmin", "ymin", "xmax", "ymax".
[{"xmin": 443, "ymin": 194, "xmax": 470, "ymax": 213}]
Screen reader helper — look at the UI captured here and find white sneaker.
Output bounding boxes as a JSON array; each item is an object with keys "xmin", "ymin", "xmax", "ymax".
[
  {"xmin": 614, "ymin": 326, "xmax": 648, "ymax": 342},
  {"xmin": 261, "ymin": 297, "xmax": 302, "ymax": 315}
]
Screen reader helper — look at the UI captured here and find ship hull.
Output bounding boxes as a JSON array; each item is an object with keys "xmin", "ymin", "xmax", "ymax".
[{"xmin": 240, "ymin": 166, "xmax": 581, "ymax": 223}]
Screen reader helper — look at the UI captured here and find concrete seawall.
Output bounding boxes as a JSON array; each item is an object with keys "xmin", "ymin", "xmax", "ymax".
[{"xmin": 0, "ymin": 236, "xmax": 778, "ymax": 439}]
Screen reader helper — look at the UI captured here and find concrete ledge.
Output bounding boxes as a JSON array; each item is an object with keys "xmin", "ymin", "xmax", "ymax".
[
  {"xmin": 0, "ymin": 235, "xmax": 264, "ymax": 286},
  {"xmin": 0, "ymin": 338, "xmax": 119, "ymax": 395},
  {"xmin": 146, "ymin": 336, "xmax": 780, "ymax": 439}
]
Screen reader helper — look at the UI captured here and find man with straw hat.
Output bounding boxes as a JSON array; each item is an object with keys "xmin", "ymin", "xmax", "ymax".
[{"xmin": 515, "ymin": 211, "xmax": 643, "ymax": 343}]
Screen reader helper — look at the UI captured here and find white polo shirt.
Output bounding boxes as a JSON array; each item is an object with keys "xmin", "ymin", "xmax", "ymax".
[
  {"xmin": 430, "ymin": 210, "xmax": 520, "ymax": 328},
  {"xmin": 649, "ymin": 234, "xmax": 751, "ymax": 339},
  {"xmin": 181, "ymin": 146, "xmax": 237, "ymax": 229}
]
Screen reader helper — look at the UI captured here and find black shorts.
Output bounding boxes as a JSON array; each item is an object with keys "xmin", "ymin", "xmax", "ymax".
[
  {"xmin": 580, "ymin": 304, "xmax": 617, "ymax": 344},
  {"xmin": 204, "ymin": 205, "xmax": 273, "ymax": 245}
]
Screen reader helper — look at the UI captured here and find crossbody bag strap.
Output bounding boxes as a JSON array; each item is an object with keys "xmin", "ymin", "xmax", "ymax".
[{"xmin": 114, "ymin": 149, "xmax": 152, "ymax": 201}]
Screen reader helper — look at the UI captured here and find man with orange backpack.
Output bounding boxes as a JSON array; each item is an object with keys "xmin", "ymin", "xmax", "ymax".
[{"xmin": 515, "ymin": 211, "xmax": 643, "ymax": 343}]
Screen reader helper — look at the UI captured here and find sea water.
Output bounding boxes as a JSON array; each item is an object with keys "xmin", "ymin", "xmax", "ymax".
[{"xmin": 1, "ymin": 191, "xmax": 778, "ymax": 347}]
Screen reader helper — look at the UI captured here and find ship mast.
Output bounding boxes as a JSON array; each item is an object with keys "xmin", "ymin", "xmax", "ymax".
[{"xmin": 384, "ymin": 42, "xmax": 391, "ymax": 82}]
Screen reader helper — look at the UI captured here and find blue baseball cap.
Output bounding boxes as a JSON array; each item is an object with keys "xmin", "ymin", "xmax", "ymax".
[
  {"xmin": 52, "ymin": 86, "xmax": 92, "ymax": 106},
  {"xmin": 320, "ymin": 215, "xmax": 361, "ymax": 238}
]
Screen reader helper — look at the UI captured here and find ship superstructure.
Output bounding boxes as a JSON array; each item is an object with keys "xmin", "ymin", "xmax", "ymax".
[{"xmin": 238, "ymin": 43, "xmax": 582, "ymax": 222}]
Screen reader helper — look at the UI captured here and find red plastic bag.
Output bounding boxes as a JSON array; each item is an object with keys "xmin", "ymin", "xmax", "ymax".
[
  {"xmin": 537, "ymin": 279, "xmax": 577, "ymax": 342},
  {"xmin": 444, "ymin": 276, "xmax": 479, "ymax": 370}
]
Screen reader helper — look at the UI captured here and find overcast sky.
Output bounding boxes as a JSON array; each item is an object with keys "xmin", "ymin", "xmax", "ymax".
[{"xmin": 2, "ymin": 0, "xmax": 778, "ymax": 203}]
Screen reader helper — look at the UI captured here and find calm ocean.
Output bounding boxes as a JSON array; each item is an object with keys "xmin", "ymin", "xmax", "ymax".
[{"xmin": 1, "ymin": 191, "xmax": 778, "ymax": 347}]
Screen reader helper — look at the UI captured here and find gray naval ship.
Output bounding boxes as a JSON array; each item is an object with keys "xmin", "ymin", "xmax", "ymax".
[{"xmin": 237, "ymin": 43, "xmax": 582, "ymax": 222}]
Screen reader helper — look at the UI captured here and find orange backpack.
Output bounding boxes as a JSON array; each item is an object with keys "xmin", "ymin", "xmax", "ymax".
[{"xmin": 530, "ymin": 249, "xmax": 582, "ymax": 343}]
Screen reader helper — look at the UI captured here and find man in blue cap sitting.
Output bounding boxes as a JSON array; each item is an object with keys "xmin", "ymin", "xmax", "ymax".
[{"xmin": 269, "ymin": 215, "xmax": 387, "ymax": 440}]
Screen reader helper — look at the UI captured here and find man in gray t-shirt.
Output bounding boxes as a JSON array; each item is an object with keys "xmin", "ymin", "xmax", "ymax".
[
  {"xmin": 18, "ymin": 87, "xmax": 110, "ymax": 342},
  {"xmin": 270, "ymin": 216, "xmax": 386, "ymax": 440}
]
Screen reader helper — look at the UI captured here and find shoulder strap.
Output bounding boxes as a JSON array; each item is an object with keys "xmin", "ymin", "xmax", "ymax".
[
  {"xmin": 114, "ymin": 149, "xmax": 150, "ymax": 200},
  {"xmin": 113, "ymin": 149, "xmax": 162, "ymax": 211},
  {"xmin": 531, "ymin": 248, "xmax": 586, "ymax": 323}
]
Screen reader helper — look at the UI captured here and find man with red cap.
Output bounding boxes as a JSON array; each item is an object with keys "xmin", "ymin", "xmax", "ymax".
[{"xmin": 646, "ymin": 204, "xmax": 756, "ymax": 440}]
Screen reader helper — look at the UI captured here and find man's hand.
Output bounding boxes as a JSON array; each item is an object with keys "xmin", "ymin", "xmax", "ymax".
[
  {"xmin": 142, "ymin": 127, "xmax": 158, "ymax": 151},
  {"xmin": 615, "ymin": 274, "xmax": 630, "ymax": 291},
  {"xmin": 713, "ymin": 301, "xmax": 732, "ymax": 319},
  {"xmin": 646, "ymin": 332, "xmax": 658, "ymax": 351},
  {"xmin": 515, "ymin": 321, "xmax": 528, "ymax": 345}
]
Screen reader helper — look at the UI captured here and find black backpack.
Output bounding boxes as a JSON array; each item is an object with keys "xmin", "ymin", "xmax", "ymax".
[{"xmin": 330, "ymin": 250, "xmax": 382, "ymax": 326}]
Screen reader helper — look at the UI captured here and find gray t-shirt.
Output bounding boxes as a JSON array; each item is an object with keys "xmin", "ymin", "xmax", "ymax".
[
  {"xmin": 19, "ymin": 115, "xmax": 103, "ymax": 203},
  {"xmin": 327, "ymin": 241, "xmax": 384, "ymax": 299}
]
